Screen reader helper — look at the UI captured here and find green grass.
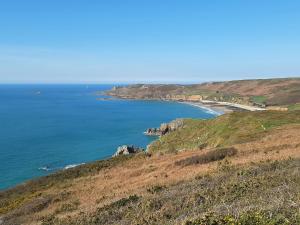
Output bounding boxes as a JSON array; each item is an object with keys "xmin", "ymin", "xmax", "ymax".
[
  {"xmin": 148, "ymin": 110, "xmax": 300, "ymax": 153},
  {"xmin": 288, "ymin": 103, "xmax": 300, "ymax": 111},
  {"xmin": 251, "ymin": 95, "xmax": 267, "ymax": 104}
]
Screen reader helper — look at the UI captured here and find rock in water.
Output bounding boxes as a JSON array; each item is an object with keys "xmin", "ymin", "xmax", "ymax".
[{"xmin": 113, "ymin": 145, "xmax": 144, "ymax": 157}]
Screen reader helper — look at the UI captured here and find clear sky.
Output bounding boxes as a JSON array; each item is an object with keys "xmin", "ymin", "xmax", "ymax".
[{"xmin": 0, "ymin": 0, "xmax": 300, "ymax": 83}]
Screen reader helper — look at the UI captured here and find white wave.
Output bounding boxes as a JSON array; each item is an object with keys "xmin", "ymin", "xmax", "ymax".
[
  {"xmin": 181, "ymin": 102, "xmax": 223, "ymax": 115},
  {"xmin": 38, "ymin": 166, "xmax": 51, "ymax": 171},
  {"xmin": 64, "ymin": 163, "xmax": 85, "ymax": 170}
]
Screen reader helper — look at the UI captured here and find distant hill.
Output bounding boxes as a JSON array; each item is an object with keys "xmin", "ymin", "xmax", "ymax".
[{"xmin": 106, "ymin": 77, "xmax": 300, "ymax": 107}]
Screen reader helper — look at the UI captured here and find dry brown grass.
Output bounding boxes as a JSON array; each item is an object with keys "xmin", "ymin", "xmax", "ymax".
[
  {"xmin": 17, "ymin": 125, "xmax": 299, "ymax": 223},
  {"xmin": 200, "ymin": 79, "xmax": 300, "ymax": 96},
  {"xmin": 107, "ymin": 78, "xmax": 300, "ymax": 106},
  {"xmin": 2, "ymin": 124, "xmax": 300, "ymax": 224}
]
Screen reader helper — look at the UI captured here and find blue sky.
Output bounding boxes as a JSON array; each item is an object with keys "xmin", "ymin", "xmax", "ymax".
[{"xmin": 0, "ymin": 0, "xmax": 300, "ymax": 83}]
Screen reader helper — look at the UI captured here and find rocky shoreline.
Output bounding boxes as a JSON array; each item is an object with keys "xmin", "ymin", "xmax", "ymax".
[{"xmin": 113, "ymin": 119, "xmax": 185, "ymax": 157}]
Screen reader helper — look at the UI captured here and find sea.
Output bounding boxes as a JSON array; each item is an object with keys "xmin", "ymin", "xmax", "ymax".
[{"xmin": 0, "ymin": 84, "xmax": 218, "ymax": 190}]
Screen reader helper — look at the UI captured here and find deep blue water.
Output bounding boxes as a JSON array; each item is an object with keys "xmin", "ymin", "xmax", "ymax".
[{"xmin": 0, "ymin": 84, "xmax": 216, "ymax": 190}]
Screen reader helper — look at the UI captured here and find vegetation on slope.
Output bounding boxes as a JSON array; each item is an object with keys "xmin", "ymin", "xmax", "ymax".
[
  {"xmin": 39, "ymin": 159, "xmax": 300, "ymax": 225},
  {"xmin": 106, "ymin": 77, "xmax": 300, "ymax": 106},
  {"xmin": 250, "ymin": 95, "xmax": 267, "ymax": 105},
  {"xmin": 288, "ymin": 103, "xmax": 300, "ymax": 111},
  {"xmin": 148, "ymin": 110, "xmax": 300, "ymax": 153},
  {"xmin": 0, "ymin": 155, "xmax": 135, "ymax": 215}
]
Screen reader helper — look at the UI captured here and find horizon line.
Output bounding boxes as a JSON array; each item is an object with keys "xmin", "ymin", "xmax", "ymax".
[{"xmin": 0, "ymin": 76, "xmax": 299, "ymax": 85}]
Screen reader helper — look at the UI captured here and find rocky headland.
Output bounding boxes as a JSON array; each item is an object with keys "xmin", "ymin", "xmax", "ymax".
[{"xmin": 105, "ymin": 78, "xmax": 300, "ymax": 111}]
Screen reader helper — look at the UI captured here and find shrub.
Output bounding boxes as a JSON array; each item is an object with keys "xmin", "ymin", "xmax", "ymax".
[
  {"xmin": 55, "ymin": 200, "xmax": 80, "ymax": 214},
  {"xmin": 110, "ymin": 195, "xmax": 139, "ymax": 208},
  {"xmin": 175, "ymin": 147, "xmax": 237, "ymax": 167},
  {"xmin": 147, "ymin": 185, "xmax": 166, "ymax": 194}
]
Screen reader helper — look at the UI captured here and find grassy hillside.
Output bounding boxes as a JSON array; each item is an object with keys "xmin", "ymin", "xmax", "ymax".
[
  {"xmin": 1, "ymin": 110, "xmax": 300, "ymax": 225},
  {"xmin": 40, "ymin": 159, "xmax": 300, "ymax": 225},
  {"xmin": 106, "ymin": 77, "xmax": 300, "ymax": 106},
  {"xmin": 0, "ymin": 155, "xmax": 134, "ymax": 215},
  {"xmin": 148, "ymin": 110, "xmax": 300, "ymax": 153}
]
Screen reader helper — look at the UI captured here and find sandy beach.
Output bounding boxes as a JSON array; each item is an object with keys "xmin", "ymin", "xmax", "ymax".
[{"xmin": 181, "ymin": 100, "xmax": 266, "ymax": 115}]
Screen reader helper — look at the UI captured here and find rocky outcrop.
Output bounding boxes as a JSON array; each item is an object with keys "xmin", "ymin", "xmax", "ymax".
[
  {"xmin": 144, "ymin": 119, "xmax": 184, "ymax": 136},
  {"xmin": 113, "ymin": 145, "xmax": 144, "ymax": 157},
  {"xmin": 145, "ymin": 127, "xmax": 161, "ymax": 136}
]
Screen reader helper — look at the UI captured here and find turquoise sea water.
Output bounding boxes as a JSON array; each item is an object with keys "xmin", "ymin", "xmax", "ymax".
[{"xmin": 0, "ymin": 85, "xmax": 217, "ymax": 190}]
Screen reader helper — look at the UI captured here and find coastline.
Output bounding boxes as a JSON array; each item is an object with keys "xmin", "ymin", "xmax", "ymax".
[
  {"xmin": 2, "ymin": 95, "xmax": 262, "ymax": 190},
  {"xmin": 180, "ymin": 100, "xmax": 266, "ymax": 115},
  {"xmin": 200, "ymin": 100, "xmax": 266, "ymax": 112},
  {"xmin": 97, "ymin": 95, "xmax": 228, "ymax": 115},
  {"xmin": 103, "ymin": 91, "xmax": 266, "ymax": 114},
  {"xmin": 179, "ymin": 101, "xmax": 227, "ymax": 115}
]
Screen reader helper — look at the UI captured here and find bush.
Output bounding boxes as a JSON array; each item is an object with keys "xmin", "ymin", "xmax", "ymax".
[
  {"xmin": 54, "ymin": 200, "xmax": 80, "ymax": 214},
  {"xmin": 147, "ymin": 185, "xmax": 166, "ymax": 194},
  {"xmin": 175, "ymin": 147, "xmax": 237, "ymax": 167},
  {"xmin": 110, "ymin": 195, "xmax": 139, "ymax": 208}
]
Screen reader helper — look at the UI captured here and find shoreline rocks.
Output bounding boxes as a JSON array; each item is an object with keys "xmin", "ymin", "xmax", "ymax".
[
  {"xmin": 113, "ymin": 145, "xmax": 144, "ymax": 157},
  {"xmin": 144, "ymin": 119, "xmax": 184, "ymax": 136}
]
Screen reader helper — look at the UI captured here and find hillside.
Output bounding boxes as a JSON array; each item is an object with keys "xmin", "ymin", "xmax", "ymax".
[
  {"xmin": 1, "ymin": 110, "xmax": 300, "ymax": 225},
  {"xmin": 106, "ymin": 77, "xmax": 300, "ymax": 107},
  {"xmin": 148, "ymin": 110, "xmax": 300, "ymax": 153}
]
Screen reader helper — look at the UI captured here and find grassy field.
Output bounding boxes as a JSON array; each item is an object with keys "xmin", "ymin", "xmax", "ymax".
[{"xmin": 148, "ymin": 110, "xmax": 300, "ymax": 153}]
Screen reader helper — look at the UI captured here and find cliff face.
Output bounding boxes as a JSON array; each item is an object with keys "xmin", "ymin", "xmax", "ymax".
[{"xmin": 106, "ymin": 77, "xmax": 300, "ymax": 107}]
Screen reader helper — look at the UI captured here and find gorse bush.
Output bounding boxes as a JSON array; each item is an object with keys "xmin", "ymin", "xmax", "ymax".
[
  {"xmin": 147, "ymin": 185, "xmax": 166, "ymax": 194},
  {"xmin": 175, "ymin": 147, "xmax": 237, "ymax": 167},
  {"xmin": 109, "ymin": 195, "xmax": 139, "ymax": 208},
  {"xmin": 54, "ymin": 200, "xmax": 80, "ymax": 214}
]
